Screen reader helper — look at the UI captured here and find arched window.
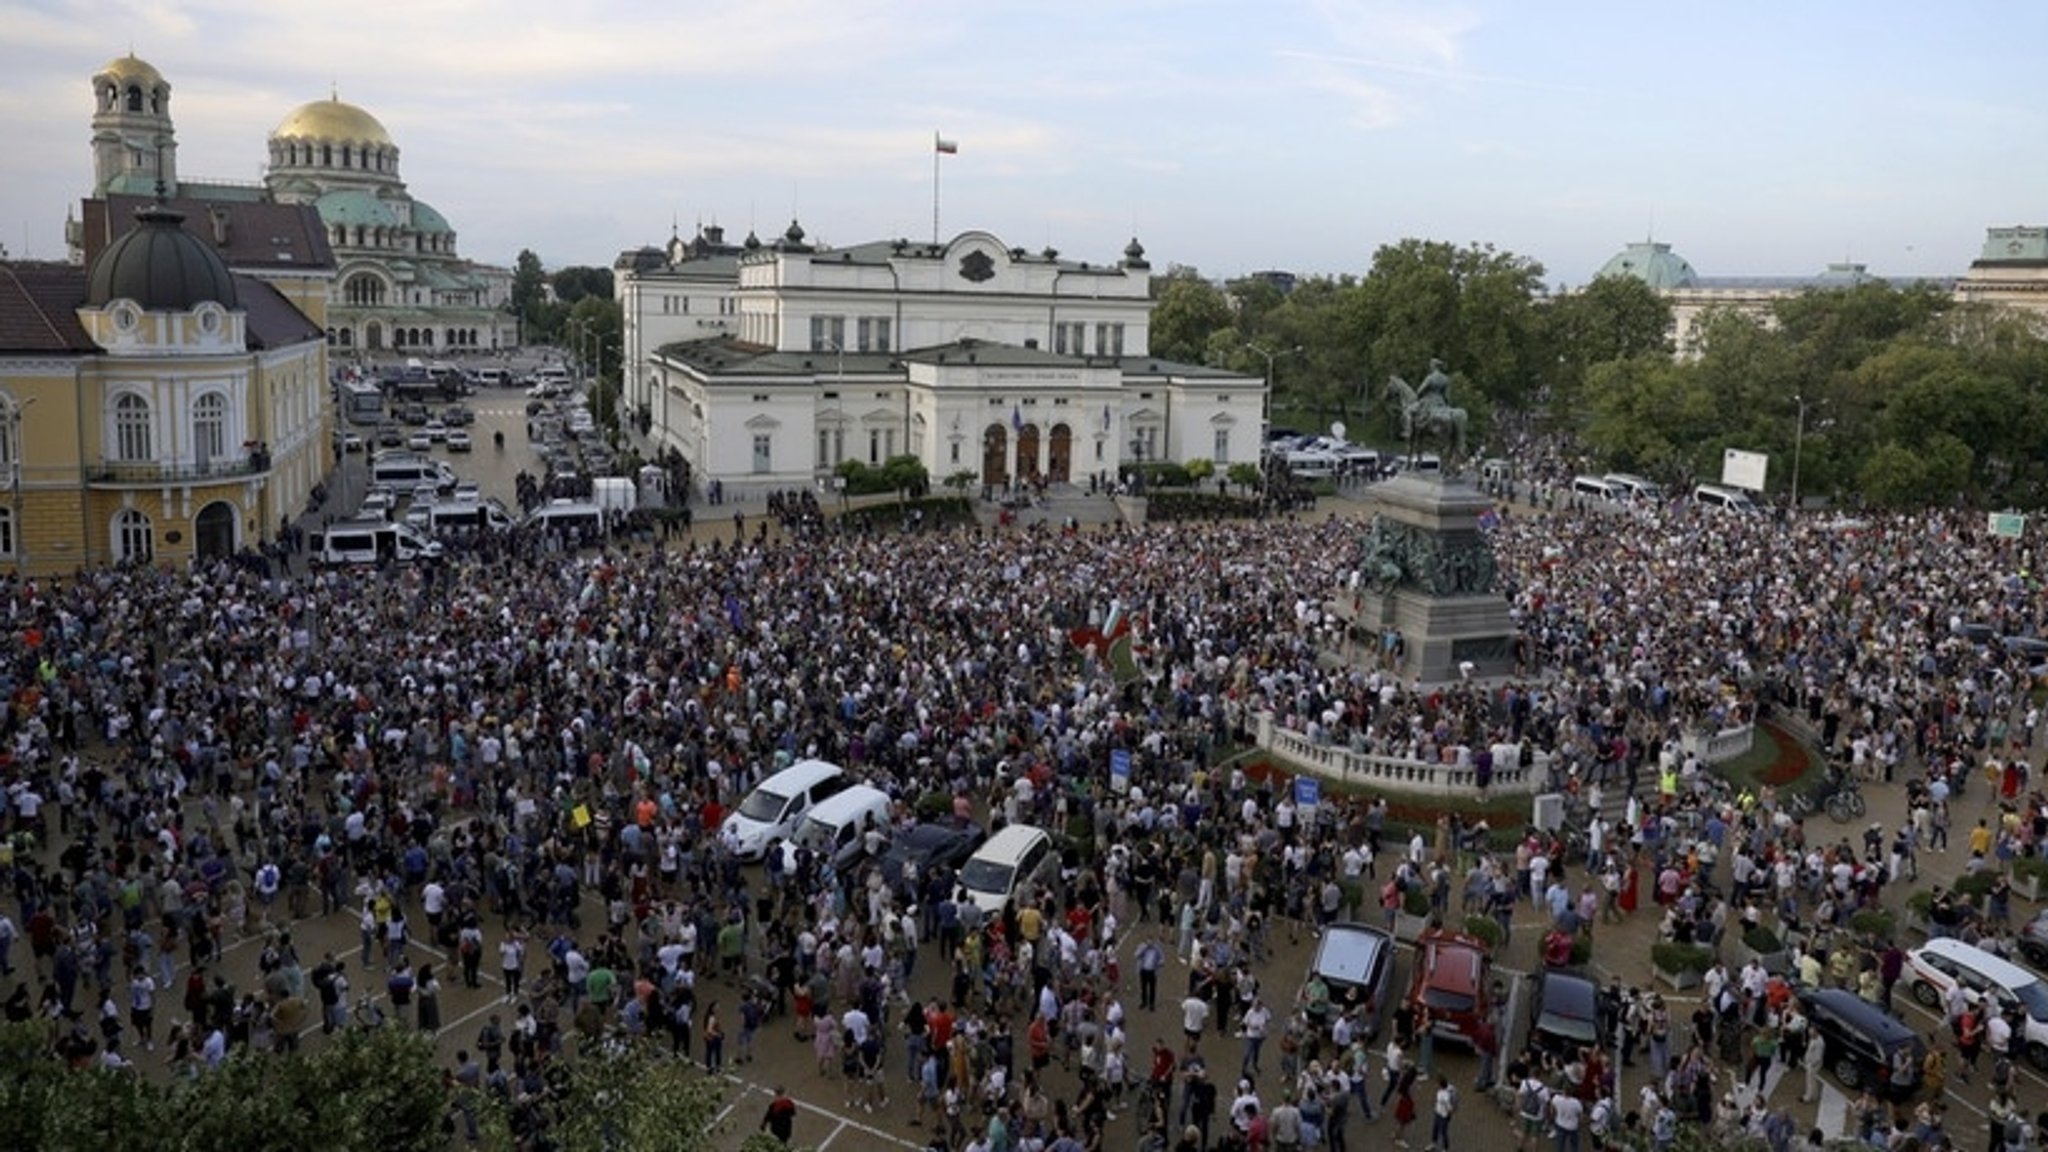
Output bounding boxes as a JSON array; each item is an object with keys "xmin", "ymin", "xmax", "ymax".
[
  {"xmin": 0, "ymin": 395, "xmax": 17, "ymax": 468},
  {"xmin": 193, "ymin": 393, "xmax": 227, "ymax": 465},
  {"xmin": 344, "ymin": 273, "xmax": 385, "ymax": 308},
  {"xmin": 113, "ymin": 393, "xmax": 152, "ymax": 461},
  {"xmin": 0, "ymin": 506, "xmax": 13, "ymax": 559},
  {"xmin": 322, "ymin": 144, "xmax": 332, "ymax": 166},
  {"xmin": 126, "ymin": 85, "xmax": 143, "ymax": 112},
  {"xmin": 113, "ymin": 509, "xmax": 153, "ymax": 564}
]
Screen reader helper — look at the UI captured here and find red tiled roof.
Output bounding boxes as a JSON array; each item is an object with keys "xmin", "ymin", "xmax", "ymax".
[
  {"xmin": 83, "ymin": 195, "xmax": 334, "ymax": 273},
  {"xmin": 0, "ymin": 263, "xmax": 95, "ymax": 353},
  {"xmin": 0, "ymin": 262, "xmax": 321, "ymax": 354}
]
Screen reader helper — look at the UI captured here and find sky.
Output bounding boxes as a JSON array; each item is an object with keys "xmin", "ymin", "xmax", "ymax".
[{"xmin": 2, "ymin": 0, "xmax": 2043, "ymax": 286}]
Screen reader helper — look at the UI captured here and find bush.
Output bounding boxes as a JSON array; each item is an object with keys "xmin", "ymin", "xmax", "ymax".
[
  {"xmin": 1906, "ymin": 889, "xmax": 1936, "ymax": 918},
  {"xmin": 1463, "ymin": 915, "xmax": 1504, "ymax": 951},
  {"xmin": 1402, "ymin": 888, "xmax": 1432, "ymax": 917},
  {"xmin": 1848, "ymin": 909, "xmax": 1896, "ymax": 940},
  {"xmin": 1955, "ymin": 871, "xmax": 2000, "ymax": 904},
  {"xmin": 913, "ymin": 791, "xmax": 951, "ymax": 822},
  {"xmin": 837, "ymin": 495, "xmax": 975, "ymax": 532},
  {"xmin": 2013, "ymin": 855, "xmax": 2048, "ymax": 888},
  {"xmin": 1570, "ymin": 936, "xmax": 1592, "ymax": 965},
  {"xmin": 1145, "ymin": 492, "xmax": 1261, "ymax": 521},
  {"xmin": 1653, "ymin": 942, "xmax": 1715, "ymax": 975},
  {"xmin": 1743, "ymin": 925, "xmax": 1784, "ymax": 954}
]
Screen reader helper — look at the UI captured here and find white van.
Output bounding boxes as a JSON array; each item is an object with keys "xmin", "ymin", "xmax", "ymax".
[
  {"xmin": 1692, "ymin": 484, "xmax": 1758, "ymax": 514},
  {"xmin": 1602, "ymin": 473, "xmax": 1665, "ymax": 503},
  {"xmin": 1284, "ymin": 450, "xmax": 1341, "ymax": 479},
  {"xmin": 788, "ymin": 785, "xmax": 894, "ymax": 873},
  {"xmin": 427, "ymin": 500, "xmax": 515, "ymax": 534},
  {"xmin": 523, "ymin": 499, "xmax": 606, "ymax": 539},
  {"xmin": 309, "ymin": 519, "xmax": 443, "ymax": 566},
  {"xmin": 1572, "ymin": 475, "xmax": 1622, "ymax": 502},
  {"xmin": 721, "ymin": 760, "xmax": 849, "ymax": 862},
  {"xmin": 958, "ymin": 823, "xmax": 1055, "ymax": 918},
  {"xmin": 370, "ymin": 452, "xmax": 455, "ymax": 491},
  {"xmin": 1905, "ymin": 938, "xmax": 2048, "ymax": 1062},
  {"xmin": 474, "ymin": 367, "xmax": 510, "ymax": 386}
]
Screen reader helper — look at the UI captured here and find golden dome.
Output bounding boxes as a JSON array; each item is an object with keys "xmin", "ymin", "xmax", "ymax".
[
  {"xmin": 98, "ymin": 53, "xmax": 164, "ymax": 85},
  {"xmin": 271, "ymin": 96, "xmax": 393, "ymax": 146}
]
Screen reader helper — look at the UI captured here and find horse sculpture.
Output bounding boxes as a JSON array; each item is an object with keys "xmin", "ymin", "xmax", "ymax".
[{"xmin": 1385, "ymin": 358, "xmax": 1468, "ymax": 463}]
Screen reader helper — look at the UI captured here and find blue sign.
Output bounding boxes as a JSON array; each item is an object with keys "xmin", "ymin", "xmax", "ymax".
[
  {"xmin": 1294, "ymin": 775, "xmax": 1321, "ymax": 810},
  {"xmin": 1109, "ymin": 748, "xmax": 1132, "ymax": 794}
]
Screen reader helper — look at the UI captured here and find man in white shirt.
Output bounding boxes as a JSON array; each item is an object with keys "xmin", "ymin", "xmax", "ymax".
[{"xmin": 1182, "ymin": 994, "xmax": 1211, "ymax": 1048}]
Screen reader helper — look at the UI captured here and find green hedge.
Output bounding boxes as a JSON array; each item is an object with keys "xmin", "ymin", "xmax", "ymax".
[
  {"xmin": 1653, "ymin": 941, "xmax": 1715, "ymax": 974},
  {"xmin": 1146, "ymin": 492, "xmax": 1262, "ymax": 521},
  {"xmin": 837, "ymin": 496, "xmax": 976, "ymax": 531}
]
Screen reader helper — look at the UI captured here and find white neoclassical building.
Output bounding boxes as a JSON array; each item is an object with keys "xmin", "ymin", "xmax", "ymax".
[{"xmin": 621, "ymin": 225, "xmax": 1264, "ymax": 495}]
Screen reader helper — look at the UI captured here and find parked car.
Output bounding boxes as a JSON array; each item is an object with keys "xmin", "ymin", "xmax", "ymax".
[
  {"xmin": 341, "ymin": 432, "xmax": 365, "ymax": 453},
  {"xmin": 406, "ymin": 431, "xmax": 433, "ymax": 452},
  {"xmin": 452, "ymin": 479, "xmax": 482, "ymax": 503},
  {"xmin": 1406, "ymin": 928, "xmax": 1494, "ymax": 1047},
  {"xmin": 1905, "ymin": 937, "xmax": 2048, "ymax": 1067},
  {"xmin": 440, "ymin": 404, "xmax": 475, "ymax": 426},
  {"xmin": 874, "ymin": 822, "xmax": 987, "ymax": 892},
  {"xmin": 376, "ymin": 423, "xmax": 405, "ymax": 448},
  {"xmin": 358, "ymin": 491, "xmax": 396, "ymax": 521},
  {"xmin": 1306, "ymin": 923, "xmax": 1397, "ymax": 1039},
  {"xmin": 398, "ymin": 403, "xmax": 430, "ymax": 426},
  {"xmin": 1798, "ymin": 987, "xmax": 1925, "ymax": 1099},
  {"xmin": 2018, "ymin": 909, "xmax": 2048, "ymax": 970},
  {"xmin": 446, "ymin": 430, "xmax": 473, "ymax": 452},
  {"xmin": 422, "ymin": 419, "xmax": 450, "ymax": 443},
  {"xmin": 1529, "ymin": 970, "xmax": 1600, "ymax": 1058}
]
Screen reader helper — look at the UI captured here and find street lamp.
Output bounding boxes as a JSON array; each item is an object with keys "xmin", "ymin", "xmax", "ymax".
[
  {"xmin": 1790, "ymin": 393, "xmax": 1820, "ymax": 515},
  {"xmin": 1244, "ymin": 343, "xmax": 1302, "ymax": 441},
  {"xmin": 9, "ymin": 396, "xmax": 37, "ymax": 572},
  {"xmin": 1246, "ymin": 343, "xmax": 1301, "ymax": 501}
]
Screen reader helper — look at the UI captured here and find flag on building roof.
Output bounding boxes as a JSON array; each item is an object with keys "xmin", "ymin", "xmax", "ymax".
[{"xmin": 935, "ymin": 135, "xmax": 958, "ymax": 155}]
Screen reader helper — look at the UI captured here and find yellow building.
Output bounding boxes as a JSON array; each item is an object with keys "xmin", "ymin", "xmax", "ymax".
[{"xmin": 1, "ymin": 200, "xmax": 330, "ymax": 574}]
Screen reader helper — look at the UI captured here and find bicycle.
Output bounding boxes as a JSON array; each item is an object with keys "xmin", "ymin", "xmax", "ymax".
[{"xmin": 1825, "ymin": 783, "xmax": 1867, "ymax": 824}]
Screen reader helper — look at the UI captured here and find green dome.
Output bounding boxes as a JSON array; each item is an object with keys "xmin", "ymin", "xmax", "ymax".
[
  {"xmin": 315, "ymin": 188, "xmax": 399, "ymax": 228},
  {"xmin": 1597, "ymin": 241, "xmax": 1697, "ymax": 290},
  {"xmin": 86, "ymin": 203, "xmax": 238, "ymax": 311},
  {"xmin": 411, "ymin": 199, "xmax": 452, "ymax": 234}
]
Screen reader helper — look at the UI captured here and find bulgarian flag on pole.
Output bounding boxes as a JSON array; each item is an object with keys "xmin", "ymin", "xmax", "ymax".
[{"xmin": 935, "ymin": 134, "xmax": 958, "ymax": 155}]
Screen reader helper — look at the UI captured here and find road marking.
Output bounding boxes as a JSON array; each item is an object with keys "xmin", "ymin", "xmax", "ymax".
[{"xmin": 709, "ymin": 1069, "xmax": 921, "ymax": 1150}]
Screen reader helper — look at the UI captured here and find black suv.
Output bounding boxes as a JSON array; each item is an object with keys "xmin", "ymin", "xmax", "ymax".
[{"xmin": 1799, "ymin": 987, "xmax": 1925, "ymax": 1100}]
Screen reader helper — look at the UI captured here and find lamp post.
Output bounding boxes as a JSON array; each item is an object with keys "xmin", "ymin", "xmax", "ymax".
[
  {"xmin": 9, "ymin": 396, "xmax": 36, "ymax": 572},
  {"xmin": 1790, "ymin": 393, "xmax": 1810, "ymax": 515},
  {"xmin": 1246, "ymin": 343, "xmax": 1301, "ymax": 501}
]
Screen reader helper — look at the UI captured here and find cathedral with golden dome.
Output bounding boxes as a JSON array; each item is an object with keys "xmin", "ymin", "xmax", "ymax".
[{"xmin": 71, "ymin": 54, "xmax": 514, "ymax": 353}]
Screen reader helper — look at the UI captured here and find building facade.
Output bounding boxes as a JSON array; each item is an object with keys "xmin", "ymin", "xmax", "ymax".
[
  {"xmin": 4, "ymin": 202, "xmax": 329, "ymax": 575},
  {"xmin": 69, "ymin": 54, "xmax": 514, "ymax": 355},
  {"xmin": 1592, "ymin": 239, "xmax": 1965, "ymax": 354},
  {"xmin": 622, "ymin": 226, "xmax": 1263, "ymax": 495}
]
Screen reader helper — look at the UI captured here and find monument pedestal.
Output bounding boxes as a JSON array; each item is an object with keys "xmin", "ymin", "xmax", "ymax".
[{"xmin": 1349, "ymin": 473, "xmax": 1516, "ymax": 684}]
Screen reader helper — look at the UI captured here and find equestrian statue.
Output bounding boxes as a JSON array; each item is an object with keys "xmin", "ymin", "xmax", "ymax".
[{"xmin": 1384, "ymin": 358, "xmax": 1469, "ymax": 463}]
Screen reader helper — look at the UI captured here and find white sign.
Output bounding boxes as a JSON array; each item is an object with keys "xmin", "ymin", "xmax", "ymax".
[{"xmin": 1721, "ymin": 448, "xmax": 1769, "ymax": 493}]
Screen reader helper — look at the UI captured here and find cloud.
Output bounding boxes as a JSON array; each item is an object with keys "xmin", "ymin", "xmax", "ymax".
[{"xmin": 1282, "ymin": 0, "xmax": 1488, "ymax": 128}]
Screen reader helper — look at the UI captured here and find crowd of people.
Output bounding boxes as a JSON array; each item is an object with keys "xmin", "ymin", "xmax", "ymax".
[{"xmin": 0, "ymin": 472, "xmax": 2041, "ymax": 1150}]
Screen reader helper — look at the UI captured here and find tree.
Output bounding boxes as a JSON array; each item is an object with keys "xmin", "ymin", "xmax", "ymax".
[
  {"xmin": 551, "ymin": 266, "xmax": 616, "ymax": 306},
  {"xmin": 1544, "ymin": 274, "xmax": 1673, "ymax": 419},
  {"xmin": 0, "ymin": 1025, "xmax": 449, "ymax": 1152},
  {"xmin": 511, "ymin": 248, "xmax": 548, "ymax": 326},
  {"xmin": 1351, "ymin": 239, "xmax": 1548, "ymax": 411},
  {"xmin": 488, "ymin": 1039, "xmax": 724, "ymax": 1149},
  {"xmin": 1226, "ymin": 461, "xmax": 1262, "ymax": 493},
  {"xmin": 1149, "ymin": 276, "xmax": 1233, "ymax": 364}
]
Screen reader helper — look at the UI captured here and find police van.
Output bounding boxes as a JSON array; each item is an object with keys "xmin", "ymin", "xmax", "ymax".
[{"xmin": 309, "ymin": 519, "xmax": 442, "ymax": 566}]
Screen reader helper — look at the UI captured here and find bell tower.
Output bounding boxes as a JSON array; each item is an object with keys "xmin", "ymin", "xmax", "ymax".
[{"xmin": 90, "ymin": 54, "xmax": 177, "ymax": 198}]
